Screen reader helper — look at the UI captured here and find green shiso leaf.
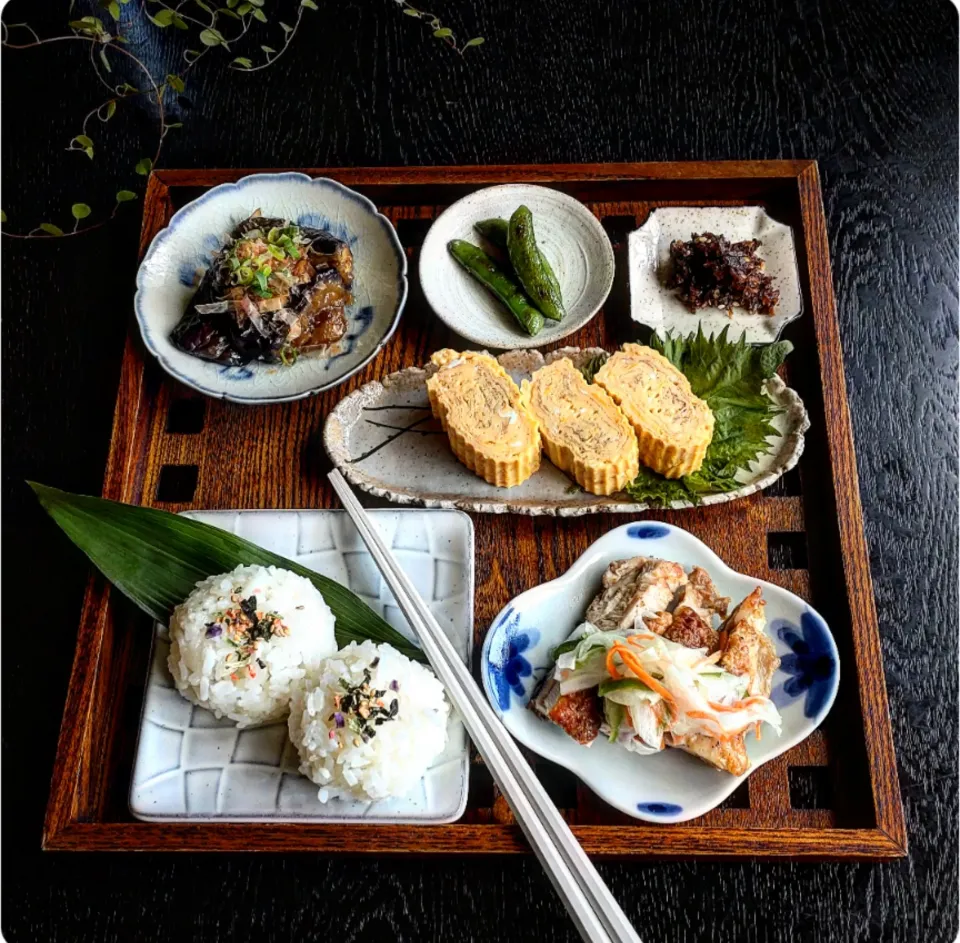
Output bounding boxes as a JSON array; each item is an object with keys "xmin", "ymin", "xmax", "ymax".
[
  {"xmin": 625, "ymin": 325, "xmax": 792, "ymax": 507},
  {"xmin": 29, "ymin": 482, "xmax": 425, "ymax": 663}
]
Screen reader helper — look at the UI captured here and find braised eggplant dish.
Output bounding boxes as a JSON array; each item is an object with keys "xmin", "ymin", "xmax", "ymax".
[{"xmin": 171, "ymin": 211, "xmax": 353, "ymax": 366}]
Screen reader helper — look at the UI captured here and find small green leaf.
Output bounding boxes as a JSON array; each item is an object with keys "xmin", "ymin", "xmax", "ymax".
[
  {"xmin": 172, "ymin": 13, "xmax": 188, "ymax": 28},
  {"xmin": 166, "ymin": 73, "xmax": 185, "ymax": 93},
  {"xmin": 104, "ymin": 100, "xmax": 117, "ymax": 120},
  {"xmin": 247, "ymin": 0, "xmax": 264, "ymax": 6},
  {"xmin": 227, "ymin": 0, "xmax": 239, "ymax": 7},
  {"xmin": 107, "ymin": 0, "xmax": 121, "ymax": 19},
  {"xmin": 251, "ymin": 7, "xmax": 266, "ymax": 21},
  {"xmin": 71, "ymin": 203, "xmax": 92, "ymax": 220},
  {"xmin": 135, "ymin": 157, "xmax": 154, "ymax": 176},
  {"xmin": 403, "ymin": 7, "xmax": 420, "ymax": 16},
  {"xmin": 219, "ymin": 7, "xmax": 239, "ymax": 17},
  {"xmin": 193, "ymin": 0, "xmax": 213, "ymax": 12},
  {"xmin": 165, "ymin": 122, "xmax": 183, "ymax": 129},
  {"xmin": 184, "ymin": 48, "xmax": 202, "ymax": 62},
  {"xmin": 261, "ymin": 44, "xmax": 275, "ymax": 53},
  {"xmin": 199, "ymin": 27, "xmax": 224, "ymax": 45},
  {"xmin": 464, "ymin": 36, "xmax": 485, "ymax": 47},
  {"xmin": 116, "ymin": 190, "xmax": 138, "ymax": 202},
  {"xmin": 99, "ymin": 47, "xmax": 112, "ymax": 72},
  {"xmin": 279, "ymin": 20, "xmax": 293, "ymax": 31},
  {"xmin": 84, "ymin": 146, "xmax": 95, "ymax": 160},
  {"xmin": 433, "ymin": 27, "xmax": 452, "ymax": 38},
  {"xmin": 40, "ymin": 223, "xmax": 65, "ymax": 236},
  {"xmin": 151, "ymin": 8, "xmax": 174, "ymax": 25},
  {"xmin": 231, "ymin": 56, "xmax": 253, "ymax": 68},
  {"xmin": 116, "ymin": 81, "xmax": 139, "ymax": 95},
  {"xmin": 1, "ymin": 210, "xmax": 7, "ymax": 223},
  {"xmin": 236, "ymin": 1, "xmax": 252, "ymax": 13},
  {"xmin": 74, "ymin": 134, "xmax": 95, "ymax": 148},
  {"xmin": 301, "ymin": 0, "xmax": 318, "ymax": 9}
]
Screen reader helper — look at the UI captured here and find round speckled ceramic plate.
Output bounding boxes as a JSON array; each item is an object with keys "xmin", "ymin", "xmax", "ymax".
[
  {"xmin": 481, "ymin": 522, "xmax": 839, "ymax": 823},
  {"xmin": 629, "ymin": 206, "xmax": 803, "ymax": 343},
  {"xmin": 419, "ymin": 184, "xmax": 615, "ymax": 349},
  {"xmin": 135, "ymin": 173, "xmax": 407, "ymax": 404}
]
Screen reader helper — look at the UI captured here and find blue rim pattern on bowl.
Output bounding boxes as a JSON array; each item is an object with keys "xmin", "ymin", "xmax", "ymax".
[{"xmin": 134, "ymin": 172, "xmax": 408, "ymax": 404}]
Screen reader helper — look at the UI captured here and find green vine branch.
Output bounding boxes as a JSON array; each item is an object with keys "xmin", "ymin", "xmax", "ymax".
[{"xmin": 2, "ymin": 0, "xmax": 485, "ymax": 239}]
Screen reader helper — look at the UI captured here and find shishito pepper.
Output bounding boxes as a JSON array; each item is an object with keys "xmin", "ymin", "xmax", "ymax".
[{"xmin": 506, "ymin": 205, "xmax": 565, "ymax": 322}]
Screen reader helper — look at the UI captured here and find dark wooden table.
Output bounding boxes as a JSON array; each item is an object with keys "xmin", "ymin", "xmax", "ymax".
[{"xmin": 2, "ymin": 1, "xmax": 956, "ymax": 941}]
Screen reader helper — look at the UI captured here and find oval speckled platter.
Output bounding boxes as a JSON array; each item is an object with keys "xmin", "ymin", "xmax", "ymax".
[{"xmin": 323, "ymin": 348, "xmax": 810, "ymax": 516}]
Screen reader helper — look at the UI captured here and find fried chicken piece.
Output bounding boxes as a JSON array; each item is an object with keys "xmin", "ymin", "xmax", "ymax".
[
  {"xmin": 667, "ymin": 731, "xmax": 750, "ymax": 776},
  {"xmin": 586, "ymin": 557, "xmax": 687, "ymax": 630},
  {"xmin": 530, "ymin": 680, "xmax": 602, "ymax": 745},
  {"xmin": 685, "ymin": 566, "xmax": 731, "ymax": 619},
  {"xmin": 719, "ymin": 587, "xmax": 780, "ymax": 697},
  {"xmin": 663, "ymin": 605, "xmax": 718, "ymax": 651}
]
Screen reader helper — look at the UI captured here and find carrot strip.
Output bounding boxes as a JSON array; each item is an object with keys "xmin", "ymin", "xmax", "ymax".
[
  {"xmin": 605, "ymin": 648, "xmax": 621, "ymax": 680},
  {"xmin": 611, "ymin": 644, "xmax": 677, "ymax": 706},
  {"xmin": 627, "ymin": 633, "xmax": 657, "ymax": 645}
]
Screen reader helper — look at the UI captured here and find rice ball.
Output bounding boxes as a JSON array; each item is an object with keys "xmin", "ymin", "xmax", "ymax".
[
  {"xmin": 288, "ymin": 640, "xmax": 450, "ymax": 802},
  {"xmin": 168, "ymin": 564, "xmax": 337, "ymax": 727}
]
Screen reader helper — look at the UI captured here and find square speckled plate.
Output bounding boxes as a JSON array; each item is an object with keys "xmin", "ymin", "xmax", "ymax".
[
  {"xmin": 629, "ymin": 205, "xmax": 803, "ymax": 342},
  {"xmin": 129, "ymin": 508, "xmax": 473, "ymax": 824}
]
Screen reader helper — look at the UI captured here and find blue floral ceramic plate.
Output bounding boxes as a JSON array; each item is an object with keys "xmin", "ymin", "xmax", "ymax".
[
  {"xmin": 135, "ymin": 173, "xmax": 407, "ymax": 404},
  {"xmin": 481, "ymin": 522, "xmax": 839, "ymax": 823}
]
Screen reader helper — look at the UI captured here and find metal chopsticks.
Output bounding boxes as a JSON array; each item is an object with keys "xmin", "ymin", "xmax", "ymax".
[{"xmin": 328, "ymin": 471, "xmax": 642, "ymax": 943}]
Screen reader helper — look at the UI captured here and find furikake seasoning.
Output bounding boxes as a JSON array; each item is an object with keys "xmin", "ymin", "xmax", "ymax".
[
  {"xmin": 329, "ymin": 659, "xmax": 400, "ymax": 743},
  {"xmin": 205, "ymin": 588, "xmax": 290, "ymax": 681}
]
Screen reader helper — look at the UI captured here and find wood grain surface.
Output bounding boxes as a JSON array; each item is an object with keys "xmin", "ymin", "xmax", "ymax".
[
  {"xmin": 41, "ymin": 163, "xmax": 906, "ymax": 860},
  {"xmin": 2, "ymin": 0, "xmax": 956, "ymax": 941}
]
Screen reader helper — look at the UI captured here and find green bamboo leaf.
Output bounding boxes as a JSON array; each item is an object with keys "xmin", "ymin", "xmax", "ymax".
[
  {"xmin": 71, "ymin": 203, "xmax": 92, "ymax": 220},
  {"xmin": 116, "ymin": 190, "xmax": 138, "ymax": 202},
  {"xmin": 135, "ymin": 157, "xmax": 154, "ymax": 175},
  {"xmin": 30, "ymin": 483, "xmax": 424, "ymax": 662},
  {"xmin": 40, "ymin": 223, "xmax": 65, "ymax": 236}
]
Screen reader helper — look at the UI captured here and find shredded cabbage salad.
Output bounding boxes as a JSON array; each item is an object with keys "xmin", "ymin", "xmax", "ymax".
[{"xmin": 551, "ymin": 623, "xmax": 781, "ymax": 754}]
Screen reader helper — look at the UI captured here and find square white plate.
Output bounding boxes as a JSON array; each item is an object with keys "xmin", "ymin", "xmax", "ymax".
[
  {"xmin": 129, "ymin": 508, "xmax": 473, "ymax": 824},
  {"xmin": 628, "ymin": 205, "xmax": 803, "ymax": 343}
]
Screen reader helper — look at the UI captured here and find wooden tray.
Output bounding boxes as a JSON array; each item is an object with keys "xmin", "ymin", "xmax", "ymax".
[{"xmin": 43, "ymin": 162, "xmax": 906, "ymax": 858}]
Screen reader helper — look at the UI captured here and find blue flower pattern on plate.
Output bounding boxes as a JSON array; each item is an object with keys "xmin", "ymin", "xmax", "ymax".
[
  {"xmin": 627, "ymin": 523, "xmax": 670, "ymax": 540},
  {"xmin": 772, "ymin": 610, "xmax": 837, "ymax": 718},
  {"xmin": 486, "ymin": 607, "xmax": 540, "ymax": 712},
  {"xmin": 636, "ymin": 802, "xmax": 683, "ymax": 816}
]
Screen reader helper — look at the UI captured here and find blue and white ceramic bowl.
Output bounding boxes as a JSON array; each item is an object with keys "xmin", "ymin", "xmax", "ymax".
[
  {"xmin": 481, "ymin": 522, "xmax": 839, "ymax": 823},
  {"xmin": 135, "ymin": 173, "xmax": 407, "ymax": 404}
]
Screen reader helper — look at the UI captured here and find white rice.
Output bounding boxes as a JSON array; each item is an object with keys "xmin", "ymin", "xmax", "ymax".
[
  {"xmin": 168, "ymin": 564, "xmax": 337, "ymax": 727},
  {"xmin": 288, "ymin": 640, "xmax": 449, "ymax": 802}
]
